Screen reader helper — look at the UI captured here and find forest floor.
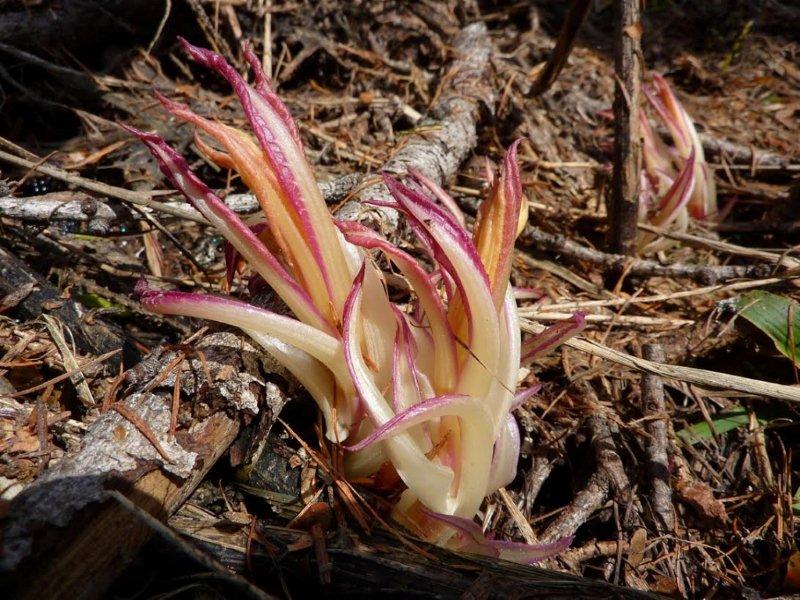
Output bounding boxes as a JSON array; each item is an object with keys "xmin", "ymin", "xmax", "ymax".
[{"xmin": 1, "ymin": 1, "xmax": 799, "ymax": 598}]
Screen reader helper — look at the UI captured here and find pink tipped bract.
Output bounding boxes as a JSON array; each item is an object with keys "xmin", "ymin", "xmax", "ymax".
[{"xmin": 638, "ymin": 72, "xmax": 717, "ymax": 252}]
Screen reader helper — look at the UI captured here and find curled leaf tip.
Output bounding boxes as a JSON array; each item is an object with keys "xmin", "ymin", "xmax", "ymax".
[{"xmin": 133, "ymin": 277, "xmax": 153, "ymax": 300}]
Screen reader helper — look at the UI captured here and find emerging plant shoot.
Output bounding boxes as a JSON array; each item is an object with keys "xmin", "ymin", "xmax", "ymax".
[
  {"xmin": 129, "ymin": 40, "xmax": 584, "ymax": 560},
  {"xmin": 638, "ymin": 73, "xmax": 717, "ymax": 252}
]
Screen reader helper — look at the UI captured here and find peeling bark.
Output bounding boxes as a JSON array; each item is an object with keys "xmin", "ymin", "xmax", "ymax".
[{"xmin": 0, "ymin": 332, "xmax": 285, "ymax": 600}]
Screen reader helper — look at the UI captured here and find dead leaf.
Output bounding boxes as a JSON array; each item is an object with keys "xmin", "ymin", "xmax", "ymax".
[
  {"xmin": 675, "ymin": 478, "xmax": 728, "ymax": 525},
  {"xmin": 40, "ymin": 299, "xmax": 65, "ymax": 310},
  {"xmin": 627, "ymin": 528, "xmax": 647, "ymax": 569}
]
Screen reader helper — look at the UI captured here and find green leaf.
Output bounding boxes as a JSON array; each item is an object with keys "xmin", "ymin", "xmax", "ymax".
[
  {"xmin": 676, "ymin": 406, "xmax": 751, "ymax": 444},
  {"xmin": 79, "ymin": 293, "xmax": 131, "ymax": 317},
  {"xmin": 675, "ymin": 402, "xmax": 792, "ymax": 445},
  {"xmin": 794, "ymin": 485, "xmax": 800, "ymax": 516},
  {"xmin": 736, "ymin": 291, "xmax": 800, "ymax": 366}
]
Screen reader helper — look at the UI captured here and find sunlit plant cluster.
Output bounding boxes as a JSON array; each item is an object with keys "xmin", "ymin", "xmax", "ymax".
[
  {"xmin": 638, "ymin": 73, "xmax": 717, "ymax": 252},
  {"xmin": 129, "ymin": 40, "xmax": 583, "ymax": 561}
]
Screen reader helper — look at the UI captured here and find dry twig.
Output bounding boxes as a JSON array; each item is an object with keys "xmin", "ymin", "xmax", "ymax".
[
  {"xmin": 521, "ymin": 319, "xmax": 800, "ymax": 403},
  {"xmin": 607, "ymin": 0, "xmax": 643, "ymax": 259},
  {"xmin": 522, "ymin": 225, "xmax": 779, "ymax": 284},
  {"xmin": 529, "ymin": 0, "xmax": 593, "ymax": 96},
  {"xmin": 641, "ymin": 343, "xmax": 675, "ymax": 532}
]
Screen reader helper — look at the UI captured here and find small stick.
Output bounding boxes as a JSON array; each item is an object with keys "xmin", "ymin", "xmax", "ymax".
[
  {"xmin": 0, "ymin": 192, "xmax": 118, "ymax": 232},
  {"xmin": 112, "ymin": 402, "xmax": 175, "ymax": 464},
  {"xmin": 540, "ymin": 470, "xmax": 610, "ymax": 543},
  {"xmin": 531, "ymin": 311, "xmax": 693, "ymax": 327},
  {"xmin": 641, "ymin": 343, "xmax": 675, "ymax": 532},
  {"xmin": 560, "ymin": 539, "xmax": 629, "ymax": 565},
  {"xmin": 521, "ymin": 225, "xmax": 778, "ymax": 284},
  {"xmin": 529, "ymin": 0, "xmax": 593, "ymax": 96},
  {"xmin": 519, "ymin": 274, "xmax": 800, "ymax": 314},
  {"xmin": 0, "ymin": 148, "xmax": 207, "ymax": 224},
  {"xmin": 607, "ymin": 0, "xmax": 643, "ymax": 260},
  {"xmin": 522, "ymin": 454, "xmax": 558, "ymax": 514},
  {"xmin": 185, "ymin": 0, "xmax": 236, "ymax": 66},
  {"xmin": 520, "ymin": 319, "xmax": 800, "ymax": 403},
  {"xmin": 636, "ymin": 223, "xmax": 800, "ymax": 269}
]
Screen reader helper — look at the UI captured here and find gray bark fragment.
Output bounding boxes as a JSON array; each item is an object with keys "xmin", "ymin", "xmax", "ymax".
[
  {"xmin": 0, "ymin": 393, "xmax": 196, "ymax": 571},
  {"xmin": 0, "ymin": 332, "xmax": 266, "ymax": 571}
]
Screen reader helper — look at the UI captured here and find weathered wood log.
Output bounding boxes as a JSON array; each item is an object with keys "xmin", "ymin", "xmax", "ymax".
[
  {"xmin": 182, "ymin": 522, "xmax": 664, "ymax": 599},
  {"xmin": 0, "ymin": 331, "xmax": 283, "ymax": 599}
]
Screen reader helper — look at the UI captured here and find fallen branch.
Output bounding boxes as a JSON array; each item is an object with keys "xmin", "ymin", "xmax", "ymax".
[
  {"xmin": 0, "ymin": 191, "xmax": 119, "ymax": 234},
  {"xmin": 0, "ymin": 177, "xmax": 360, "ymax": 233},
  {"xmin": 541, "ymin": 471, "xmax": 610, "ymax": 543},
  {"xmin": 521, "ymin": 224, "xmax": 778, "ymax": 285},
  {"xmin": 336, "ymin": 22, "xmax": 495, "ymax": 230},
  {"xmin": 640, "ymin": 344, "xmax": 675, "ymax": 533},
  {"xmin": 657, "ymin": 127, "xmax": 799, "ymax": 172},
  {"xmin": 0, "ymin": 148, "xmax": 205, "ymax": 224}
]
